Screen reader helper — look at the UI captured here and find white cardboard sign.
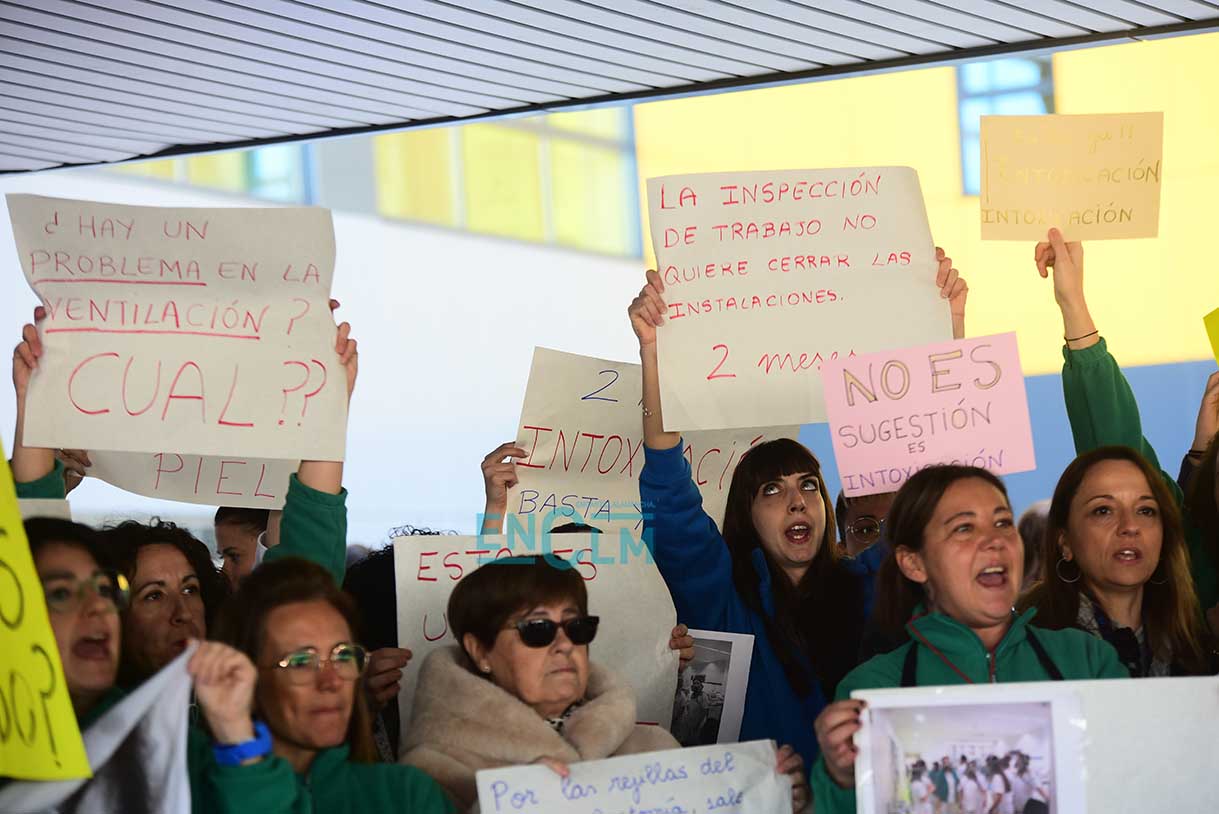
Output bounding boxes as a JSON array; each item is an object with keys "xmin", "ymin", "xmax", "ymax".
[
  {"xmin": 7, "ymin": 194, "xmax": 347, "ymax": 460},
  {"xmin": 646, "ymin": 168, "xmax": 951, "ymax": 430}
]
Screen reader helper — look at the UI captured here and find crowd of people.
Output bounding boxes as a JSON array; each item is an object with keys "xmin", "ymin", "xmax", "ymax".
[
  {"xmin": 6, "ymin": 229, "xmax": 1218, "ymax": 812},
  {"xmin": 908, "ymin": 752, "xmax": 1048, "ymax": 814}
]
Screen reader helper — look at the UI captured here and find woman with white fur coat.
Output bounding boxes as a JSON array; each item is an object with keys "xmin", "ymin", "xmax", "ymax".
[{"xmin": 401, "ymin": 555, "xmax": 809, "ymax": 812}]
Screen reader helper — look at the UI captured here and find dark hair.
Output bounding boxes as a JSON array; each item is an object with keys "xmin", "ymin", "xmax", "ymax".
[
  {"xmin": 214, "ymin": 557, "xmax": 376, "ymax": 762},
  {"xmin": 24, "ymin": 517, "xmax": 111, "ymax": 568},
  {"xmin": 213, "ymin": 507, "xmax": 269, "ymax": 534},
  {"xmin": 835, "ymin": 492, "xmax": 849, "ymax": 544},
  {"xmin": 1020, "ymin": 446, "xmax": 1211, "ymax": 674},
  {"xmin": 448, "ymin": 555, "xmax": 588, "ymax": 673},
  {"xmin": 720, "ymin": 439, "xmax": 862, "ymax": 697},
  {"xmin": 100, "ymin": 519, "xmax": 229, "ymax": 630},
  {"xmin": 873, "ymin": 466, "xmax": 1012, "ymax": 638},
  {"xmin": 1185, "ymin": 433, "xmax": 1219, "ymax": 580},
  {"xmin": 1018, "ymin": 500, "xmax": 1050, "ymax": 587}
]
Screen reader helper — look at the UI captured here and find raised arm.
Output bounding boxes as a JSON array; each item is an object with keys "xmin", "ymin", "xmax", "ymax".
[
  {"xmin": 479, "ymin": 441, "xmax": 526, "ymax": 535},
  {"xmin": 11, "ymin": 308, "xmax": 60, "ymax": 493},
  {"xmin": 935, "ymin": 246, "xmax": 969, "ymax": 340},
  {"xmin": 265, "ymin": 318, "xmax": 356, "ymax": 584},
  {"xmin": 1035, "ymin": 229, "xmax": 1161, "ymax": 464},
  {"xmin": 629, "ymin": 271, "xmax": 738, "ymax": 627},
  {"xmin": 631, "ymin": 268, "xmax": 681, "ymax": 452}
]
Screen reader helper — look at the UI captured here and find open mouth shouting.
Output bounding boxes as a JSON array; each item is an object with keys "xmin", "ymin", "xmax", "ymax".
[
  {"xmin": 784, "ymin": 522, "xmax": 811, "ymax": 545},
  {"xmin": 72, "ymin": 632, "xmax": 113, "ymax": 661},
  {"xmin": 975, "ymin": 564, "xmax": 1009, "ymax": 589}
]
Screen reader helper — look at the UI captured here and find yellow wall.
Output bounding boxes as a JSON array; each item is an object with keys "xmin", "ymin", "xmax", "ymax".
[{"xmin": 633, "ymin": 32, "xmax": 1219, "ymax": 375}]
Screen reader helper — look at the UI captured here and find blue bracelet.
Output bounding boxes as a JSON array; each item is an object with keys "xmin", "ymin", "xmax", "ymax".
[{"xmin": 212, "ymin": 720, "xmax": 272, "ymax": 767}]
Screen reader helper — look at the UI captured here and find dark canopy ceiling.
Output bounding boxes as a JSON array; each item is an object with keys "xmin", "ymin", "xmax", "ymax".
[{"xmin": 2, "ymin": 0, "xmax": 1217, "ymax": 173}]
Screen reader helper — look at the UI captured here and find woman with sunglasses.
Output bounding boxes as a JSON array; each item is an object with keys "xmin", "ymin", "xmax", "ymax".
[
  {"xmin": 401, "ymin": 555, "xmax": 680, "ymax": 810},
  {"xmin": 7, "ymin": 518, "xmax": 282, "ymax": 809},
  {"xmin": 403, "ymin": 555, "xmax": 809, "ymax": 812},
  {"xmin": 214, "ymin": 556, "xmax": 452, "ymax": 812}
]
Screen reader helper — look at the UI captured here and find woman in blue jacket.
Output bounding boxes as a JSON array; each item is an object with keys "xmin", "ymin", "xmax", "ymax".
[{"xmin": 627, "ymin": 264, "xmax": 966, "ymax": 769}]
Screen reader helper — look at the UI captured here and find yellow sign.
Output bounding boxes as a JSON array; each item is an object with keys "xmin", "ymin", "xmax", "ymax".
[
  {"xmin": 980, "ymin": 112, "xmax": 1163, "ymax": 241},
  {"xmin": 0, "ymin": 442, "xmax": 90, "ymax": 780},
  {"xmin": 1205, "ymin": 309, "xmax": 1219, "ymax": 365}
]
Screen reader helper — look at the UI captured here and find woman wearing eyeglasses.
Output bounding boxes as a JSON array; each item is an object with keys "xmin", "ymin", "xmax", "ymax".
[
  {"xmin": 208, "ymin": 556, "xmax": 452, "ymax": 812},
  {"xmin": 7, "ymin": 518, "xmax": 279, "ymax": 810},
  {"xmin": 400, "ymin": 555, "xmax": 681, "ymax": 811}
]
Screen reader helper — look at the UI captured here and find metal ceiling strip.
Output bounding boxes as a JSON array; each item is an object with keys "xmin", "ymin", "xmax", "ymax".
[
  {"xmin": 0, "ymin": 151, "xmax": 60, "ymax": 170},
  {"xmin": 996, "ymin": 0, "xmax": 1138, "ymax": 29},
  {"xmin": 0, "ymin": 72, "xmax": 293, "ymax": 138},
  {"xmin": 0, "ymin": 40, "xmax": 395, "ymax": 129},
  {"xmin": 0, "ymin": 2, "xmax": 478, "ymax": 118},
  {"xmin": 0, "ymin": 130, "xmax": 134, "ymax": 162},
  {"xmin": 242, "ymin": 0, "xmax": 624, "ymax": 96},
  {"xmin": 513, "ymin": 0, "xmax": 847, "ymax": 70},
  {"xmin": 443, "ymin": 0, "xmax": 824, "ymax": 74},
  {"xmin": 2, "ymin": 17, "xmax": 451, "ymax": 121},
  {"xmin": 0, "ymin": 52, "xmax": 365, "ymax": 131},
  {"xmin": 926, "ymin": 0, "xmax": 1108, "ymax": 35},
  {"xmin": 638, "ymin": 0, "xmax": 916, "ymax": 59},
  {"xmin": 380, "ymin": 0, "xmax": 799, "ymax": 75},
  {"xmin": 147, "ymin": 0, "xmax": 666, "ymax": 99},
  {"xmin": 849, "ymin": 0, "xmax": 1044, "ymax": 41},
  {"xmin": 0, "ymin": 118, "xmax": 169, "ymax": 153},
  {"xmin": 0, "ymin": 107, "xmax": 187, "ymax": 143},
  {"xmin": 59, "ymin": 0, "xmax": 504, "ymax": 112},
  {"xmin": 787, "ymin": 0, "xmax": 996, "ymax": 47},
  {"xmin": 1137, "ymin": 0, "xmax": 1219, "ymax": 17},
  {"xmin": 0, "ymin": 94, "xmax": 256, "ymax": 143},
  {"xmin": 715, "ymin": 0, "xmax": 951, "ymax": 54}
]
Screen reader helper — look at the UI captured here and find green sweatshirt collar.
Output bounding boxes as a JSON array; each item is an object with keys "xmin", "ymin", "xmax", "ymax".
[{"xmin": 906, "ymin": 606, "xmax": 1040, "ymax": 678}]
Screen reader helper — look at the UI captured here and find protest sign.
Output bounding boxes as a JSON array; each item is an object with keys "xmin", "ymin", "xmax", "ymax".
[
  {"xmin": 820, "ymin": 333, "xmax": 1035, "ymax": 498},
  {"xmin": 0, "ymin": 645, "xmax": 194, "ymax": 813},
  {"xmin": 1205, "ymin": 308, "xmax": 1219, "ymax": 365},
  {"xmin": 508, "ymin": 347, "xmax": 797, "ymax": 534},
  {"xmin": 17, "ymin": 498, "xmax": 71, "ymax": 520},
  {"xmin": 670, "ymin": 630, "xmax": 754, "ymax": 748},
  {"xmin": 88, "ymin": 450, "xmax": 295, "ymax": 509},
  {"xmin": 646, "ymin": 167, "xmax": 951, "ymax": 430},
  {"xmin": 979, "ymin": 112, "xmax": 1163, "ymax": 240},
  {"xmin": 393, "ymin": 533, "xmax": 677, "ymax": 741},
  {"xmin": 853, "ymin": 676, "xmax": 1219, "ymax": 814},
  {"xmin": 6, "ymin": 194, "xmax": 346, "ymax": 460},
  {"xmin": 0, "ymin": 444, "xmax": 90, "ymax": 780},
  {"xmin": 475, "ymin": 739, "xmax": 790, "ymax": 814}
]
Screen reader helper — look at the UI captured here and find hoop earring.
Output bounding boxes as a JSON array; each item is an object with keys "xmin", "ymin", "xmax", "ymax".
[
  {"xmin": 1054, "ymin": 557, "xmax": 1081, "ymax": 584},
  {"xmin": 1149, "ymin": 571, "xmax": 1169, "ymax": 586}
]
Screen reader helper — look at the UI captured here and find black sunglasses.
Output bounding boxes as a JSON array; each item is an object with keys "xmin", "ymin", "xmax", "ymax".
[{"xmin": 513, "ymin": 615, "xmax": 600, "ymax": 648}]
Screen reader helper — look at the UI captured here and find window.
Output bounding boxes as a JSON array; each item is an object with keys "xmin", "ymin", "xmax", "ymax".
[
  {"xmin": 372, "ymin": 106, "xmax": 642, "ymax": 257},
  {"xmin": 957, "ymin": 56, "xmax": 1055, "ymax": 195},
  {"xmin": 106, "ymin": 144, "xmax": 312, "ymax": 204}
]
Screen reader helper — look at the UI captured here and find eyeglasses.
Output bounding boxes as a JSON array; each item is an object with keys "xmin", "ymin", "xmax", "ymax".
[
  {"xmin": 847, "ymin": 517, "xmax": 885, "ymax": 542},
  {"xmin": 270, "ymin": 643, "xmax": 368, "ymax": 684},
  {"xmin": 43, "ymin": 572, "xmax": 129, "ymax": 615},
  {"xmin": 511, "ymin": 616, "xmax": 600, "ymax": 648}
]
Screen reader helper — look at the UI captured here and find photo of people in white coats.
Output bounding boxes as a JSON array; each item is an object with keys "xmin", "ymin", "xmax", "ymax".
[{"xmin": 864, "ymin": 702, "xmax": 1057, "ymax": 814}]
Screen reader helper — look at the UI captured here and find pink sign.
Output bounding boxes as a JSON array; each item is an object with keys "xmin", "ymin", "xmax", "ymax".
[{"xmin": 819, "ymin": 333, "xmax": 1035, "ymax": 497}]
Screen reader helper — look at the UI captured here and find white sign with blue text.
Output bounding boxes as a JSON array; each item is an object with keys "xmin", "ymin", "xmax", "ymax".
[{"xmin": 475, "ymin": 739, "xmax": 791, "ymax": 814}]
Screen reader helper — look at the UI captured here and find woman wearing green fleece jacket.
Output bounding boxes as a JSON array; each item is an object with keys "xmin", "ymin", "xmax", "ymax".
[
  {"xmin": 1033, "ymin": 229, "xmax": 1219, "ymax": 623},
  {"xmin": 808, "ymin": 466, "xmax": 1126, "ymax": 814}
]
